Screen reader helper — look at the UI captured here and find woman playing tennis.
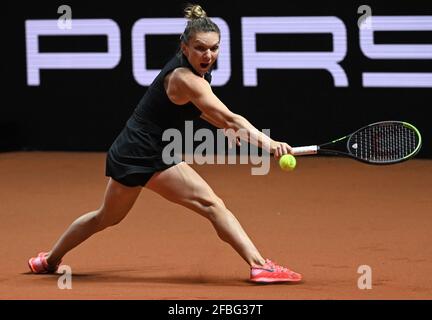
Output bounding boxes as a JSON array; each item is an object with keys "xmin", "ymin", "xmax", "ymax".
[{"xmin": 28, "ymin": 4, "xmax": 302, "ymax": 283}]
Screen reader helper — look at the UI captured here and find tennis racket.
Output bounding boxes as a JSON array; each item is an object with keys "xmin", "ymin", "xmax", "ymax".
[{"xmin": 291, "ymin": 121, "xmax": 422, "ymax": 165}]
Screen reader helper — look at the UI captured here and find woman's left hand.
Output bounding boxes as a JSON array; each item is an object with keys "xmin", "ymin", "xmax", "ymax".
[{"xmin": 270, "ymin": 140, "xmax": 293, "ymax": 159}]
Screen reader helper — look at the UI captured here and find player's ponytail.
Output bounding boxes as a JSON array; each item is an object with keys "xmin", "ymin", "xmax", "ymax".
[
  {"xmin": 180, "ymin": 4, "xmax": 220, "ymax": 44},
  {"xmin": 184, "ymin": 4, "xmax": 207, "ymax": 20}
]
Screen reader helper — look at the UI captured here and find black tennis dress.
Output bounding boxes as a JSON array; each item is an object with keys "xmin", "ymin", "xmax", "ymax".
[{"xmin": 106, "ymin": 54, "xmax": 212, "ymax": 187}]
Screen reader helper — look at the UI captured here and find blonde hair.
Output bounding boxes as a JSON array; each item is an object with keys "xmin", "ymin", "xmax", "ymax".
[
  {"xmin": 180, "ymin": 4, "xmax": 220, "ymax": 44},
  {"xmin": 184, "ymin": 4, "xmax": 207, "ymax": 19}
]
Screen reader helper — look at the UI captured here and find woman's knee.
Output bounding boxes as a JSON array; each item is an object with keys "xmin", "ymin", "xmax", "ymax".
[
  {"xmin": 194, "ymin": 194, "xmax": 227, "ymax": 221},
  {"xmin": 92, "ymin": 207, "xmax": 127, "ymax": 230}
]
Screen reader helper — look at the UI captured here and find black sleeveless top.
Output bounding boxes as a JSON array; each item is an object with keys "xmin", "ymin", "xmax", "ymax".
[
  {"xmin": 133, "ymin": 53, "xmax": 212, "ymax": 131},
  {"xmin": 105, "ymin": 53, "xmax": 213, "ymax": 186}
]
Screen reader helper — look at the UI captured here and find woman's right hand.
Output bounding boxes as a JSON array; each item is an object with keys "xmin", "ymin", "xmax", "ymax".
[{"xmin": 270, "ymin": 140, "xmax": 293, "ymax": 159}]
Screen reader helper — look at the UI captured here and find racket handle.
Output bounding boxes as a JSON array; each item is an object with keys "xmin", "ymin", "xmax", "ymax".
[{"xmin": 292, "ymin": 145, "xmax": 319, "ymax": 156}]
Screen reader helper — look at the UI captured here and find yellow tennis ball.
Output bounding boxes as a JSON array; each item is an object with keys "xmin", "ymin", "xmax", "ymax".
[{"xmin": 279, "ymin": 154, "xmax": 296, "ymax": 171}]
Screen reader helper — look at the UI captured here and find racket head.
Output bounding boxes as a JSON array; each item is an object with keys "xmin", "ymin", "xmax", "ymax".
[{"xmin": 346, "ymin": 121, "xmax": 422, "ymax": 164}]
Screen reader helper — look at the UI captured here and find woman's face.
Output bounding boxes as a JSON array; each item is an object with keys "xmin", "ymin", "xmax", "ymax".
[{"xmin": 181, "ymin": 31, "xmax": 220, "ymax": 76}]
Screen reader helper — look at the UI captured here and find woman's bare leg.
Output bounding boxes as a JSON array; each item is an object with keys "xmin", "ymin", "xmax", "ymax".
[
  {"xmin": 46, "ymin": 178, "xmax": 142, "ymax": 266},
  {"xmin": 146, "ymin": 162, "xmax": 266, "ymax": 267}
]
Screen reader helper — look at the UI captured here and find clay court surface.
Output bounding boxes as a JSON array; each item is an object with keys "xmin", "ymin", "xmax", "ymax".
[{"xmin": 0, "ymin": 152, "xmax": 431, "ymax": 299}]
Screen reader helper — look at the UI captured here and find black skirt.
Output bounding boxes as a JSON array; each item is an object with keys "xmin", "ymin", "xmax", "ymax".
[{"xmin": 105, "ymin": 114, "xmax": 181, "ymax": 187}]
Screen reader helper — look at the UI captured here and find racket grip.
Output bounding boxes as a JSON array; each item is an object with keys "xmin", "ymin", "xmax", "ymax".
[{"xmin": 292, "ymin": 145, "xmax": 318, "ymax": 156}]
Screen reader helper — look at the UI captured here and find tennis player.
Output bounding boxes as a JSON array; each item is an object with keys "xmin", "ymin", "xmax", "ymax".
[{"xmin": 28, "ymin": 4, "xmax": 301, "ymax": 283}]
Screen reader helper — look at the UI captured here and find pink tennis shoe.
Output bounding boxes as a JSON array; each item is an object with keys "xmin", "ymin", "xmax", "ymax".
[
  {"xmin": 250, "ymin": 259, "xmax": 302, "ymax": 283},
  {"xmin": 28, "ymin": 252, "xmax": 62, "ymax": 274}
]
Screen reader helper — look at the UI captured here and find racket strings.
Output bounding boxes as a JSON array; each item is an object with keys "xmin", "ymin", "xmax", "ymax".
[{"xmin": 351, "ymin": 124, "xmax": 417, "ymax": 163}]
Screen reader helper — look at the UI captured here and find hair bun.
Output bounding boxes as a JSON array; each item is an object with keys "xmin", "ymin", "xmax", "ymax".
[{"xmin": 184, "ymin": 4, "xmax": 207, "ymax": 20}]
